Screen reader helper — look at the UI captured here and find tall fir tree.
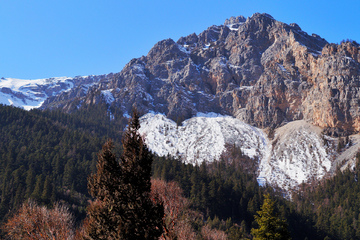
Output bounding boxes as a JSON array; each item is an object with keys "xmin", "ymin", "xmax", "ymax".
[
  {"xmin": 84, "ymin": 110, "xmax": 164, "ymax": 239},
  {"xmin": 251, "ymin": 194, "xmax": 291, "ymax": 240}
]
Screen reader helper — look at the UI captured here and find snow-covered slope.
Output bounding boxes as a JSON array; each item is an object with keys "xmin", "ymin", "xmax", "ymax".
[
  {"xmin": 259, "ymin": 121, "xmax": 333, "ymax": 191},
  {"xmin": 0, "ymin": 77, "xmax": 75, "ymax": 110},
  {"xmin": 139, "ymin": 112, "xmax": 267, "ymax": 165},
  {"xmin": 139, "ymin": 113, "xmax": 353, "ymax": 192},
  {"xmin": 0, "ymin": 76, "xmax": 103, "ymax": 110}
]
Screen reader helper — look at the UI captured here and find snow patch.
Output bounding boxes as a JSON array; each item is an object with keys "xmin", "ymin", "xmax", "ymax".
[
  {"xmin": 195, "ymin": 112, "xmax": 227, "ymax": 118},
  {"xmin": 0, "ymin": 77, "xmax": 75, "ymax": 110},
  {"xmin": 345, "ymin": 56, "xmax": 354, "ymax": 61},
  {"xmin": 203, "ymin": 43, "xmax": 211, "ymax": 50},
  {"xmin": 226, "ymin": 23, "xmax": 243, "ymax": 31},
  {"xmin": 139, "ymin": 113, "xmax": 267, "ymax": 165},
  {"xmin": 259, "ymin": 121, "xmax": 332, "ymax": 192},
  {"xmin": 239, "ymin": 86, "xmax": 254, "ymax": 91},
  {"xmin": 177, "ymin": 44, "xmax": 190, "ymax": 54},
  {"xmin": 140, "ymin": 115, "xmax": 337, "ymax": 194},
  {"xmin": 277, "ymin": 64, "xmax": 288, "ymax": 72},
  {"xmin": 101, "ymin": 89, "xmax": 115, "ymax": 105}
]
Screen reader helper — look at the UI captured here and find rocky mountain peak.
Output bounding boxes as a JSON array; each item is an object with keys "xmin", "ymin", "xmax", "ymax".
[
  {"xmin": 224, "ymin": 15, "xmax": 246, "ymax": 25},
  {"xmin": 290, "ymin": 23, "xmax": 301, "ymax": 31},
  {"xmin": 39, "ymin": 13, "xmax": 360, "ymax": 136},
  {"xmin": 146, "ymin": 38, "xmax": 188, "ymax": 66}
]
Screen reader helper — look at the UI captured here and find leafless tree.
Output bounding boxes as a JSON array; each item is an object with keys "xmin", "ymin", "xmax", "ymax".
[
  {"xmin": 4, "ymin": 200, "xmax": 75, "ymax": 240},
  {"xmin": 151, "ymin": 179, "xmax": 196, "ymax": 240}
]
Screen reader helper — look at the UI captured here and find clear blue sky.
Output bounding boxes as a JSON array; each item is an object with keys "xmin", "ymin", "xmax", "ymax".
[{"xmin": 1, "ymin": 0, "xmax": 359, "ymax": 79}]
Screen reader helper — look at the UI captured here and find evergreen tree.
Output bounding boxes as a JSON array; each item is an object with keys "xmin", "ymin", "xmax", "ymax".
[
  {"xmin": 251, "ymin": 194, "xmax": 291, "ymax": 240},
  {"xmin": 84, "ymin": 110, "xmax": 164, "ymax": 239},
  {"xmin": 41, "ymin": 175, "xmax": 52, "ymax": 204},
  {"xmin": 31, "ymin": 174, "xmax": 44, "ymax": 201}
]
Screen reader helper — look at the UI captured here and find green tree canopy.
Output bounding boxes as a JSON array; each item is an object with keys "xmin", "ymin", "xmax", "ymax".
[
  {"xmin": 251, "ymin": 194, "xmax": 291, "ymax": 240},
  {"xmin": 84, "ymin": 110, "xmax": 164, "ymax": 239}
]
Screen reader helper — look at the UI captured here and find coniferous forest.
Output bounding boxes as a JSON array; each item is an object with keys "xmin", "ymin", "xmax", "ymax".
[{"xmin": 2, "ymin": 103, "xmax": 360, "ymax": 239}]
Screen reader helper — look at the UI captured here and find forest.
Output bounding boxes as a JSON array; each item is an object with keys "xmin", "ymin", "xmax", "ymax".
[{"xmin": 1, "ymin": 103, "xmax": 360, "ymax": 239}]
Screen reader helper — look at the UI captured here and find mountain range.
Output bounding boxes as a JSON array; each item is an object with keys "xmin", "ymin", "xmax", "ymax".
[{"xmin": 1, "ymin": 12, "xmax": 360, "ymax": 193}]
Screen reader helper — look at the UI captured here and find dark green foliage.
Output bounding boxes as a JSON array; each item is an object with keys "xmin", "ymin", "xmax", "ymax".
[
  {"xmin": 40, "ymin": 102, "xmax": 128, "ymax": 141},
  {"xmin": 152, "ymin": 149, "xmax": 321, "ymax": 240},
  {"xmin": 119, "ymin": 110, "xmax": 164, "ymax": 239},
  {"xmin": 152, "ymin": 149, "xmax": 263, "ymax": 225},
  {"xmin": 251, "ymin": 194, "xmax": 291, "ymax": 240},
  {"xmin": 84, "ymin": 140, "xmax": 124, "ymax": 239},
  {"xmin": 4, "ymin": 102, "xmax": 360, "ymax": 239},
  {"xmin": 84, "ymin": 111, "xmax": 164, "ymax": 239},
  {"xmin": 0, "ymin": 104, "xmax": 127, "ymax": 235},
  {"xmin": 291, "ymin": 154, "xmax": 360, "ymax": 240}
]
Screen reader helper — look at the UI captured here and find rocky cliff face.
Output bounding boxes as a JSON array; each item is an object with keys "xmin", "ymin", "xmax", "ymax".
[{"xmin": 41, "ymin": 13, "xmax": 360, "ymax": 135}]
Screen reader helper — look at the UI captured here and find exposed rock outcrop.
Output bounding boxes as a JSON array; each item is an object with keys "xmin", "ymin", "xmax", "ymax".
[{"xmin": 41, "ymin": 13, "xmax": 360, "ymax": 135}]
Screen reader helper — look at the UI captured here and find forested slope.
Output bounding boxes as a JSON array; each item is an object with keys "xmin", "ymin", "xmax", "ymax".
[
  {"xmin": 0, "ymin": 103, "xmax": 127, "ymax": 228},
  {"xmin": 152, "ymin": 149, "xmax": 322, "ymax": 239},
  {"xmin": 292, "ymin": 155, "xmax": 360, "ymax": 239},
  {"xmin": 2, "ymin": 103, "xmax": 360, "ymax": 239}
]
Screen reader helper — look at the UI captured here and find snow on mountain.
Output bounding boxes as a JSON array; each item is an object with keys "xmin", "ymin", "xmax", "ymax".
[
  {"xmin": 139, "ymin": 112, "xmax": 267, "ymax": 165},
  {"xmin": 0, "ymin": 75, "xmax": 104, "ymax": 110},
  {"xmin": 101, "ymin": 89, "xmax": 115, "ymax": 105},
  {"xmin": 0, "ymin": 77, "xmax": 75, "ymax": 110},
  {"xmin": 139, "ymin": 113, "xmax": 343, "ymax": 192},
  {"xmin": 259, "ymin": 121, "xmax": 333, "ymax": 191}
]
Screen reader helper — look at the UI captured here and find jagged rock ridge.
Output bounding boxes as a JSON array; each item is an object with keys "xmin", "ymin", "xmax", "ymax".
[{"xmin": 40, "ymin": 13, "xmax": 360, "ymax": 136}]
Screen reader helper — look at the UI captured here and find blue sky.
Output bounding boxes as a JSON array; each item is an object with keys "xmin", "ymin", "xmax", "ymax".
[{"xmin": 1, "ymin": 0, "xmax": 359, "ymax": 79}]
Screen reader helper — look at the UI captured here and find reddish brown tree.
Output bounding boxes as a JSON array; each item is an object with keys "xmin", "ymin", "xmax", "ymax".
[
  {"xmin": 4, "ymin": 200, "xmax": 75, "ymax": 240},
  {"xmin": 201, "ymin": 225, "xmax": 228, "ymax": 240},
  {"xmin": 151, "ymin": 179, "xmax": 189, "ymax": 239}
]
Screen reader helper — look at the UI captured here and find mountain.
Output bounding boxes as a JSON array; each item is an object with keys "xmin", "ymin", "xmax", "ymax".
[
  {"xmin": 0, "ymin": 75, "xmax": 102, "ymax": 110},
  {"xmin": 39, "ymin": 12, "xmax": 358, "ymax": 136},
  {"xmin": 2, "ymin": 12, "xmax": 360, "ymax": 192}
]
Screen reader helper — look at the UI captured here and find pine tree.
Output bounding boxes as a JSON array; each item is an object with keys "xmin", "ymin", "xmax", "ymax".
[
  {"xmin": 251, "ymin": 194, "xmax": 291, "ymax": 240},
  {"xmin": 119, "ymin": 110, "xmax": 164, "ymax": 238},
  {"xmin": 31, "ymin": 174, "xmax": 44, "ymax": 201},
  {"xmin": 41, "ymin": 175, "xmax": 52, "ymax": 204},
  {"xmin": 84, "ymin": 110, "xmax": 164, "ymax": 239}
]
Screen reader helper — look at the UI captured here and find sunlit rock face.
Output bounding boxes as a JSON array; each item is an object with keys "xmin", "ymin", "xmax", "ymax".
[{"xmin": 41, "ymin": 13, "xmax": 359, "ymax": 136}]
